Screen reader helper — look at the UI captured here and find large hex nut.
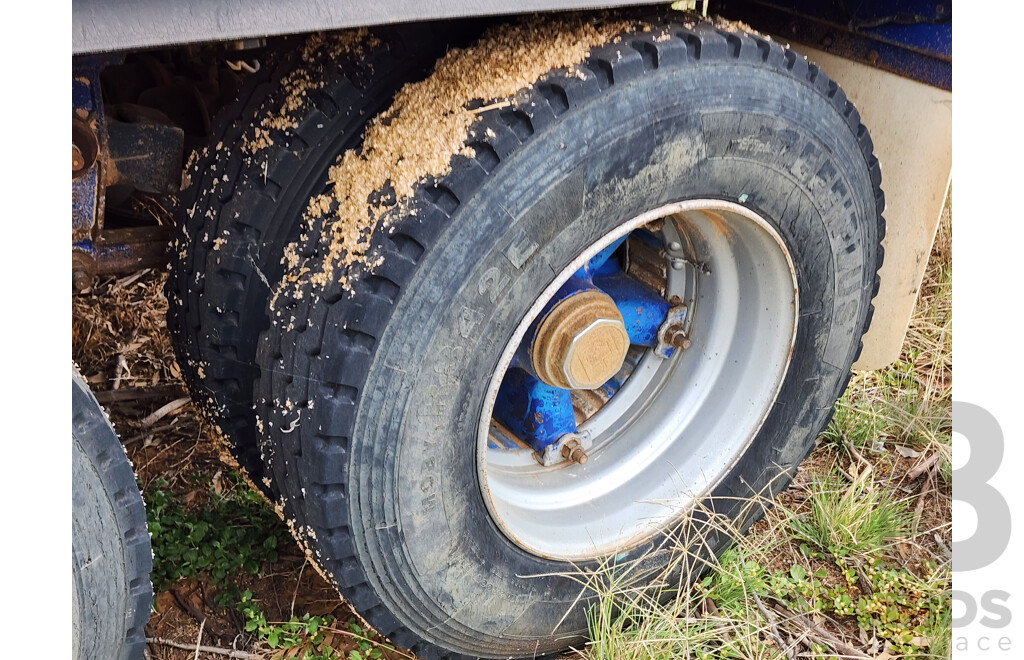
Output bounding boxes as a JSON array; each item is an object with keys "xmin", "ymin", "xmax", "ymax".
[{"xmin": 530, "ymin": 290, "xmax": 630, "ymax": 390}]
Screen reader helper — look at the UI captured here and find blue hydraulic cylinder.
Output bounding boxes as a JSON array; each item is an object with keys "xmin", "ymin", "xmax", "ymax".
[{"xmin": 583, "ymin": 235, "xmax": 628, "ymax": 278}]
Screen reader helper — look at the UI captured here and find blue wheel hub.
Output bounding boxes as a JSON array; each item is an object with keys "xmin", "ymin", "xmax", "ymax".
[{"xmin": 490, "ymin": 229, "xmax": 688, "ymax": 462}]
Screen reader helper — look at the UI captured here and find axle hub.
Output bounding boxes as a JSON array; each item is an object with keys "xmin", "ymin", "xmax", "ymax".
[{"xmin": 530, "ymin": 290, "xmax": 629, "ymax": 390}]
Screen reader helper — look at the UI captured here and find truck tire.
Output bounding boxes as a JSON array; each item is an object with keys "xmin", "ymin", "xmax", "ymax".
[
  {"xmin": 165, "ymin": 27, "xmax": 449, "ymax": 495},
  {"xmin": 255, "ymin": 17, "xmax": 884, "ymax": 659},
  {"xmin": 72, "ymin": 366, "xmax": 153, "ymax": 660}
]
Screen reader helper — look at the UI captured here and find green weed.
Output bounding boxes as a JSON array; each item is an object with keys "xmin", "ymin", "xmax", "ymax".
[
  {"xmin": 145, "ymin": 470, "xmax": 285, "ymax": 591},
  {"xmin": 237, "ymin": 590, "xmax": 396, "ymax": 660},
  {"xmin": 584, "ymin": 490, "xmax": 949, "ymax": 660}
]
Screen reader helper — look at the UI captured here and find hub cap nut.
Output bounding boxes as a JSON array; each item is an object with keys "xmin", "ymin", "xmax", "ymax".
[{"xmin": 530, "ymin": 290, "xmax": 630, "ymax": 390}]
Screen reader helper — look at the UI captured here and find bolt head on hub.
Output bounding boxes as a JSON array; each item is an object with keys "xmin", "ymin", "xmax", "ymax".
[
  {"xmin": 564, "ymin": 319, "xmax": 629, "ymax": 388},
  {"xmin": 72, "ymin": 144, "xmax": 85, "ymax": 173}
]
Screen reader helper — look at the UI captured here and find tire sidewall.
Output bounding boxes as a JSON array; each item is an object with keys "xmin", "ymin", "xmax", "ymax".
[
  {"xmin": 346, "ymin": 57, "xmax": 877, "ymax": 651},
  {"xmin": 72, "ymin": 369, "xmax": 152, "ymax": 660},
  {"xmin": 73, "ymin": 434, "xmax": 131, "ymax": 660}
]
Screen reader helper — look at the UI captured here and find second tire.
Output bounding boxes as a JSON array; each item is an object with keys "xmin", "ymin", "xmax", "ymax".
[{"xmin": 165, "ymin": 26, "xmax": 451, "ymax": 494}]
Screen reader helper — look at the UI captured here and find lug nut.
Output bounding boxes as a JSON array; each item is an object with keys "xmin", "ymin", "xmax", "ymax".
[
  {"xmin": 668, "ymin": 241, "xmax": 682, "ymax": 251},
  {"xmin": 671, "ymin": 258, "xmax": 686, "ymax": 270},
  {"xmin": 664, "ymin": 325, "xmax": 691, "ymax": 350},
  {"xmin": 561, "ymin": 439, "xmax": 589, "ymax": 464}
]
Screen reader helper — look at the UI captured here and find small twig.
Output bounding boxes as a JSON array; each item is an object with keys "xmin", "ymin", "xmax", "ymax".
[
  {"xmin": 844, "ymin": 438, "xmax": 873, "ymax": 479},
  {"xmin": 171, "ymin": 587, "xmax": 207, "ymax": 625},
  {"xmin": 122, "ymin": 422, "xmax": 177, "ymax": 445},
  {"xmin": 753, "ymin": 593, "xmax": 796, "ymax": 660},
  {"xmin": 772, "ymin": 604, "xmax": 869, "ymax": 659},
  {"xmin": 853, "ymin": 559, "xmax": 874, "ymax": 597},
  {"xmin": 112, "ymin": 352, "xmax": 129, "ymax": 390},
  {"xmin": 112, "ymin": 268, "xmax": 151, "ymax": 291},
  {"xmin": 933, "ymin": 533, "xmax": 952, "ymax": 559},
  {"xmin": 94, "ymin": 383, "xmax": 187, "ymax": 404},
  {"xmin": 912, "ymin": 461, "xmax": 939, "ymax": 533},
  {"xmin": 140, "ymin": 435, "xmax": 184, "ymax": 473},
  {"xmin": 290, "ymin": 557, "xmax": 309, "ymax": 619},
  {"xmin": 246, "ymin": 248, "xmax": 270, "ymax": 288},
  {"xmin": 469, "ymin": 99, "xmax": 511, "ymax": 114},
  {"xmin": 147, "ymin": 637, "xmax": 257, "ymax": 658},
  {"xmin": 318, "ymin": 625, "xmax": 419, "ymax": 660},
  {"xmin": 908, "ymin": 452, "xmax": 941, "ymax": 480},
  {"xmin": 141, "ymin": 397, "xmax": 191, "ymax": 427},
  {"xmin": 194, "ymin": 618, "xmax": 206, "ymax": 660}
]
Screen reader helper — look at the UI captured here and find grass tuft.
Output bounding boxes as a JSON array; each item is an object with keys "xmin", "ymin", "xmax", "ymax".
[{"xmin": 789, "ymin": 468, "xmax": 913, "ymax": 560}]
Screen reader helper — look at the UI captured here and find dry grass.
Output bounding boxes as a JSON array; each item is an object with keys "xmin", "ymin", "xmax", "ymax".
[{"xmin": 828, "ymin": 193, "xmax": 953, "ymax": 478}]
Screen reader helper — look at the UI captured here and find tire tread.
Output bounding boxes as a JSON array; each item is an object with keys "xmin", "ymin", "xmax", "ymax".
[{"xmin": 255, "ymin": 17, "xmax": 887, "ymax": 660}]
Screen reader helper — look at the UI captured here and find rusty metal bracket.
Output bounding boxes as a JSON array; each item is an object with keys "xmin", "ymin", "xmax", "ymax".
[
  {"xmin": 73, "ymin": 226, "xmax": 172, "ymax": 287},
  {"xmin": 106, "ymin": 114, "xmax": 185, "ymax": 195},
  {"xmin": 73, "ymin": 54, "xmax": 179, "ymax": 291}
]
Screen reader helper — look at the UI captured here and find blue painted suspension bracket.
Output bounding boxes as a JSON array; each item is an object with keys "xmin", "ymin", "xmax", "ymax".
[
  {"xmin": 492, "ymin": 232, "xmax": 680, "ymax": 455},
  {"xmin": 492, "ymin": 368, "xmax": 579, "ymax": 450},
  {"xmin": 592, "ymin": 272, "xmax": 670, "ymax": 348}
]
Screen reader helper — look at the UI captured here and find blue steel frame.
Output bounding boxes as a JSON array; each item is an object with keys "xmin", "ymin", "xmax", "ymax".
[
  {"xmin": 722, "ymin": 0, "xmax": 952, "ymax": 90},
  {"xmin": 73, "ymin": 52, "xmax": 178, "ymax": 284},
  {"xmin": 73, "ymin": 53, "xmax": 129, "ymax": 276}
]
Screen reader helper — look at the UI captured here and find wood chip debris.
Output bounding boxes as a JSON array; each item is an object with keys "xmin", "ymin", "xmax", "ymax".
[{"xmin": 277, "ymin": 16, "xmax": 634, "ymax": 298}]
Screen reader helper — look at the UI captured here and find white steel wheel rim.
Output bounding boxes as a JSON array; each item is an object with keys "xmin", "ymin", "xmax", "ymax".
[{"xmin": 476, "ymin": 200, "xmax": 799, "ymax": 561}]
